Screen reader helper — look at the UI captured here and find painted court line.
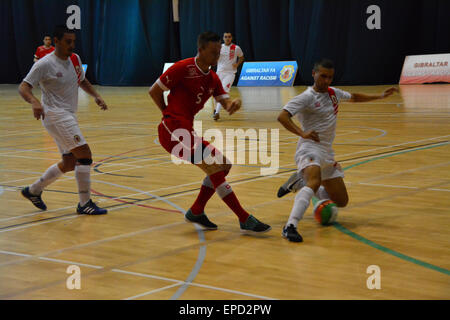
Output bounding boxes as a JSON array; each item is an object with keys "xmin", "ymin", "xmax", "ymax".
[
  {"xmin": 87, "ymin": 179, "xmax": 206, "ymax": 301},
  {"xmin": 360, "ymin": 161, "xmax": 450, "ymax": 183},
  {"xmin": 428, "ymin": 188, "xmax": 450, "ymax": 192},
  {"xmin": 358, "ymin": 182, "xmax": 418, "ymax": 189},
  {"xmin": 0, "ymin": 249, "xmax": 275, "ymax": 300},
  {"xmin": 338, "ymin": 141, "xmax": 450, "ymax": 276},
  {"xmin": 1, "ymin": 140, "xmax": 447, "ymax": 228},
  {"xmin": 338, "ymin": 135, "xmax": 450, "ymax": 158},
  {"xmin": 0, "ymin": 193, "xmax": 289, "ymax": 298},
  {"xmin": 334, "ymin": 223, "xmax": 450, "ymax": 276},
  {"xmin": 125, "ymin": 283, "xmax": 183, "ymax": 300},
  {"xmin": 1, "ymin": 135, "xmax": 449, "ymax": 298}
]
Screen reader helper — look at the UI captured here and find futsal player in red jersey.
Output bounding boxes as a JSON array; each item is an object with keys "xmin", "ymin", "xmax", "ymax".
[
  {"xmin": 149, "ymin": 31, "xmax": 271, "ymax": 234},
  {"xmin": 34, "ymin": 35, "xmax": 55, "ymax": 62}
]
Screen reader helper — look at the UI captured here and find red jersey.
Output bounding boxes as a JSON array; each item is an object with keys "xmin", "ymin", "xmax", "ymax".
[
  {"xmin": 156, "ymin": 57, "xmax": 228, "ymax": 125},
  {"xmin": 34, "ymin": 45, "xmax": 55, "ymax": 60}
]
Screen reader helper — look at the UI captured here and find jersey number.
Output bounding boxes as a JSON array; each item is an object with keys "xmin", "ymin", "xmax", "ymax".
[{"xmin": 196, "ymin": 92, "xmax": 203, "ymax": 104}]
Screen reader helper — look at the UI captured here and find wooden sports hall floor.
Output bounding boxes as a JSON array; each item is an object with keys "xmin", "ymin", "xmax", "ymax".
[{"xmin": 0, "ymin": 83, "xmax": 448, "ymax": 299}]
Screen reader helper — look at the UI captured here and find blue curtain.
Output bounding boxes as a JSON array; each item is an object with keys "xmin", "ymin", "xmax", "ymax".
[
  {"xmin": 1, "ymin": 0, "xmax": 449, "ymax": 85},
  {"xmin": 2, "ymin": 0, "xmax": 176, "ymax": 86},
  {"xmin": 179, "ymin": 0, "xmax": 235, "ymax": 59}
]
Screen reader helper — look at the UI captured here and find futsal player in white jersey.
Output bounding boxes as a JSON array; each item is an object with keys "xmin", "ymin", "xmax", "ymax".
[
  {"xmin": 18, "ymin": 25, "xmax": 109, "ymax": 215},
  {"xmin": 277, "ymin": 59, "xmax": 398, "ymax": 242},
  {"xmin": 213, "ymin": 32, "xmax": 244, "ymax": 121}
]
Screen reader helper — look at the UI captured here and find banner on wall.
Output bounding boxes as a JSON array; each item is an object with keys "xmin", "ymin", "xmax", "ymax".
[
  {"xmin": 237, "ymin": 61, "xmax": 298, "ymax": 87},
  {"xmin": 399, "ymin": 53, "xmax": 450, "ymax": 84}
]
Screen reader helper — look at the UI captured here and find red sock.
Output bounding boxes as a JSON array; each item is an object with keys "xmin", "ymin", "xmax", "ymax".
[
  {"xmin": 191, "ymin": 184, "xmax": 215, "ymax": 215},
  {"xmin": 221, "ymin": 192, "xmax": 250, "ymax": 223},
  {"xmin": 209, "ymin": 171, "xmax": 250, "ymax": 223}
]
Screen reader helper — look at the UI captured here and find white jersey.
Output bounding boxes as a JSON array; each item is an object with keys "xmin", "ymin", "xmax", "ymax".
[
  {"xmin": 217, "ymin": 43, "xmax": 243, "ymax": 74},
  {"xmin": 283, "ymin": 86, "xmax": 352, "ymax": 151},
  {"xmin": 23, "ymin": 52, "xmax": 85, "ymax": 114}
]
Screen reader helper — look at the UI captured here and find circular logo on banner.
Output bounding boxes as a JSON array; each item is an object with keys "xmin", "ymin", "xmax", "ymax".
[{"xmin": 280, "ymin": 65, "xmax": 295, "ymax": 83}]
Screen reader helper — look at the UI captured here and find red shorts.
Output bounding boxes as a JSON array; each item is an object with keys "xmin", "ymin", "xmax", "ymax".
[{"xmin": 158, "ymin": 117, "xmax": 220, "ymax": 164}]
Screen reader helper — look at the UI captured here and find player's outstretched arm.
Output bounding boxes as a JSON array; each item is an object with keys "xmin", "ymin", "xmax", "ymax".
[
  {"xmin": 277, "ymin": 110, "xmax": 320, "ymax": 142},
  {"xmin": 18, "ymin": 82, "xmax": 45, "ymax": 120},
  {"xmin": 79, "ymin": 79, "xmax": 108, "ymax": 110},
  {"xmin": 149, "ymin": 82, "xmax": 167, "ymax": 112},
  {"xmin": 349, "ymin": 87, "xmax": 398, "ymax": 103}
]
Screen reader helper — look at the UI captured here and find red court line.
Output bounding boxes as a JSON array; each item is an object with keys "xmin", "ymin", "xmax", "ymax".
[
  {"xmin": 93, "ymin": 147, "xmax": 150, "ymax": 165},
  {"xmin": 92, "ymin": 147, "xmax": 181, "ymax": 214},
  {"xmin": 91, "ymin": 188, "xmax": 180, "ymax": 214}
]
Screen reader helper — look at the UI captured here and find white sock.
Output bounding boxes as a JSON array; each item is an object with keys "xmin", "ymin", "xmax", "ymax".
[
  {"xmin": 215, "ymin": 102, "xmax": 222, "ymax": 114},
  {"xmin": 286, "ymin": 186, "xmax": 314, "ymax": 228},
  {"xmin": 75, "ymin": 164, "xmax": 91, "ymax": 206},
  {"xmin": 30, "ymin": 163, "xmax": 63, "ymax": 195},
  {"xmin": 315, "ymin": 185, "xmax": 330, "ymax": 200}
]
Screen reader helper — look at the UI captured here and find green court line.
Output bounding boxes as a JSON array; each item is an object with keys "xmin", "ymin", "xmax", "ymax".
[
  {"xmin": 343, "ymin": 141, "xmax": 449, "ymax": 171},
  {"xmin": 334, "ymin": 223, "xmax": 450, "ymax": 275},
  {"xmin": 334, "ymin": 141, "xmax": 450, "ymax": 276}
]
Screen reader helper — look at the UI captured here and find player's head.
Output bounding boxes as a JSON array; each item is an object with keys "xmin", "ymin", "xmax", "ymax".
[
  {"xmin": 197, "ymin": 31, "xmax": 221, "ymax": 66},
  {"xmin": 223, "ymin": 32, "xmax": 233, "ymax": 45},
  {"xmin": 53, "ymin": 25, "xmax": 75, "ymax": 57},
  {"xmin": 43, "ymin": 36, "xmax": 52, "ymax": 47},
  {"xmin": 312, "ymin": 59, "xmax": 335, "ymax": 91}
]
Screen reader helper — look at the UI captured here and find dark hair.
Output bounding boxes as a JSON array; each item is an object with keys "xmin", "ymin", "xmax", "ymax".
[
  {"xmin": 197, "ymin": 31, "xmax": 221, "ymax": 49},
  {"xmin": 53, "ymin": 25, "xmax": 75, "ymax": 40},
  {"xmin": 223, "ymin": 32, "xmax": 233, "ymax": 37},
  {"xmin": 313, "ymin": 59, "xmax": 334, "ymax": 71}
]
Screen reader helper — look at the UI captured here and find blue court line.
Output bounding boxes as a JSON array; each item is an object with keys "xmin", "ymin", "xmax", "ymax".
[
  {"xmin": 98, "ymin": 182, "xmax": 207, "ymax": 300},
  {"xmin": 336, "ymin": 141, "xmax": 450, "ymax": 276},
  {"xmin": 87, "ymin": 158, "xmax": 207, "ymax": 300}
]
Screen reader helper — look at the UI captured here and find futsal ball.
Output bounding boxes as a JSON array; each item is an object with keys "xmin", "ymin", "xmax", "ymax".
[{"xmin": 313, "ymin": 199, "xmax": 338, "ymax": 225}]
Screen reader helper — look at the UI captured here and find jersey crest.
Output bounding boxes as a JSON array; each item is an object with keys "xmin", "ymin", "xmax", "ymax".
[{"xmin": 229, "ymin": 44, "xmax": 236, "ymax": 60}]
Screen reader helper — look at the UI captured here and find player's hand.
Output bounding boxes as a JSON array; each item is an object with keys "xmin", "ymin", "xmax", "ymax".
[
  {"xmin": 302, "ymin": 130, "xmax": 320, "ymax": 142},
  {"xmin": 31, "ymin": 100, "xmax": 45, "ymax": 120},
  {"xmin": 226, "ymin": 98, "xmax": 241, "ymax": 115},
  {"xmin": 232, "ymin": 63, "xmax": 238, "ymax": 69},
  {"xmin": 381, "ymin": 87, "xmax": 398, "ymax": 99},
  {"xmin": 95, "ymin": 96, "xmax": 108, "ymax": 110}
]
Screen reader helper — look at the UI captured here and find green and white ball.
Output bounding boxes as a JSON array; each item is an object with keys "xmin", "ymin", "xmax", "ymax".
[{"xmin": 313, "ymin": 199, "xmax": 338, "ymax": 225}]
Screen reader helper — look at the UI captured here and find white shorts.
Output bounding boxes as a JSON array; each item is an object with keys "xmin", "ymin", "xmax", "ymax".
[
  {"xmin": 295, "ymin": 145, "xmax": 344, "ymax": 181},
  {"xmin": 42, "ymin": 110, "xmax": 86, "ymax": 155},
  {"xmin": 217, "ymin": 72, "xmax": 235, "ymax": 93}
]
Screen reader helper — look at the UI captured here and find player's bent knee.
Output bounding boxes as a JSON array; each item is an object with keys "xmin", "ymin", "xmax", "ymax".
[
  {"xmin": 223, "ymin": 163, "xmax": 232, "ymax": 172},
  {"xmin": 201, "ymin": 163, "xmax": 224, "ymax": 176},
  {"xmin": 71, "ymin": 144, "xmax": 92, "ymax": 159},
  {"xmin": 307, "ymin": 179, "xmax": 321, "ymax": 193},
  {"xmin": 65, "ymin": 163, "xmax": 76, "ymax": 172},
  {"xmin": 60, "ymin": 155, "xmax": 77, "ymax": 173},
  {"xmin": 335, "ymin": 196, "xmax": 349, "ymax": 208}
]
